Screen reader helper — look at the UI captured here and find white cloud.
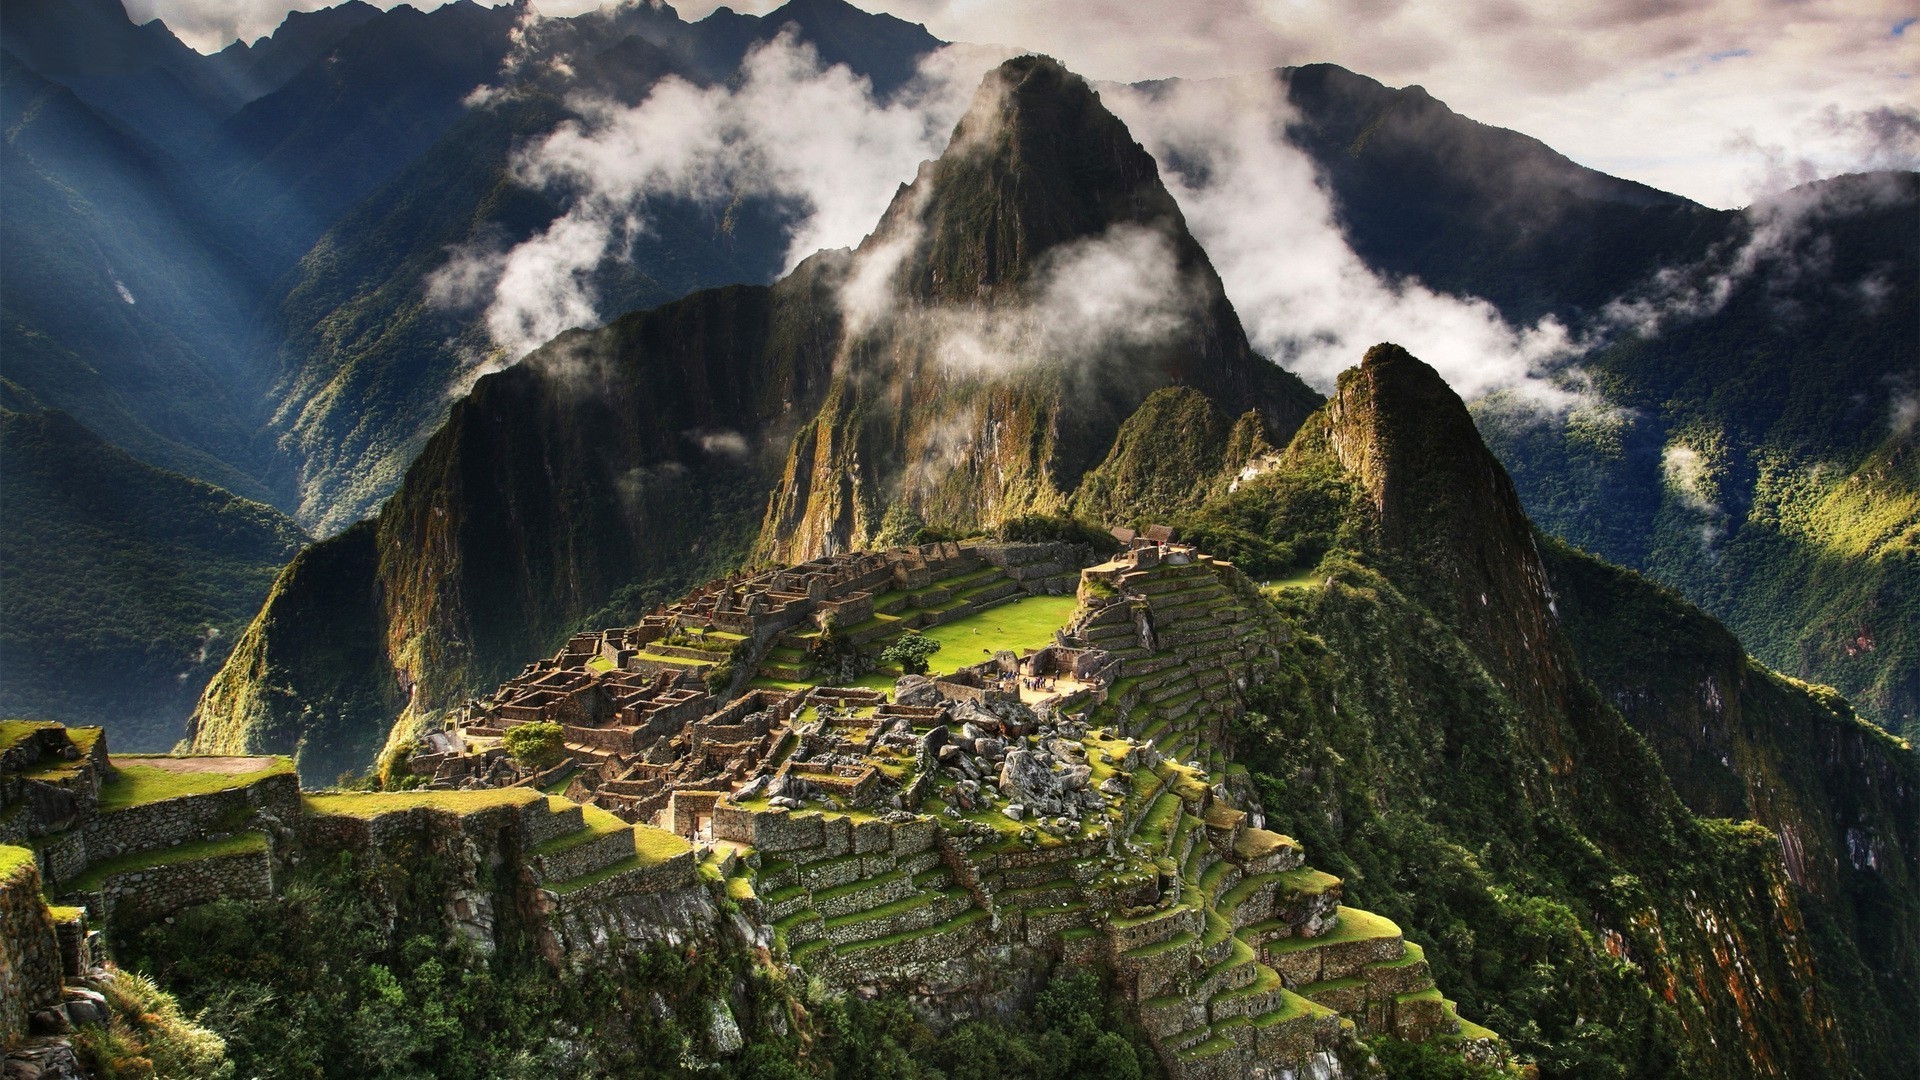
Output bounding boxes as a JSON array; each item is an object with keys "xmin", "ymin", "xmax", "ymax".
[
  {"xmin": 1601, "ymin": 169, "xmax": 1912, "ymax": 337},
  {"xmin": 916, "ymin": 223, "xmax": 1205, "ymax": 376},
  {"xmin": 1103, "ymin": 75, "xmax": 1578, "ymax": 404},
  {"xmin": 677, "ymin": 0, "xmax": 1917, "ymax": 209},
  {"xmin": 430, "ymin": 31, "xmax": 1000, "ymax": 361},
  {"xmin": 1892, "ymin": 388, "xmax": 1918, "ymax": 437},
  {"xmin": 142, "ymin": 1, "xmax": 1911, "ymax": 208},
  {"xmin": 1661, "ymin": 442, "xmax": 1728, "ymax": 549}
]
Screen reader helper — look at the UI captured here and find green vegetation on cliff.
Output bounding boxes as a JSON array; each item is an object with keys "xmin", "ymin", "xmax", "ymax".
[
  {"xmin": 0, "ymin": 410, "xmax": 305, "ymax": 749},
  {"xmin": 1199, "ymin": 343, "xmax": 1916, "ymax": 1078},
  {"xmin": 754, "ymin": 56, "xmax": 1318, "ymax": 562},
  {"xmin": 1069, "ymin": 387, "xmax": 1273, "ymax": 526},
  {"xmin": 122, "ymin": 825, "xmax": 757, "ymax": 1077},
  {"xmin": 1478, "ymin": 173, "xmax": 1918, "ymax": 733},
  {"xmin": 118, "ymin": 813, "xmax": 1151, "ymax": 1079}
]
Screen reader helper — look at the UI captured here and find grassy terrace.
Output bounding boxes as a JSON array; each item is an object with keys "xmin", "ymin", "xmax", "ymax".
[
  {"xmin": 1, "ymin": 843, "xmax": 35, "ymax": 879},
  {"xmin": 547, "ymin": 827, "xmax": 691, "ymax": 895},
  {"xmin": 64, "ymin": 832, "xmax": 267, "ymax": 894},
  {"xmin": 632, "ymin": 651, "xmax": 714, "ymax": 667},
  {"xmin": 775, "ymin": 590, "xmax": 1083, "ymax": 695},
  {"xmin": 1266, "ymin": 906, "xmax": 1401, "ymax": 953},
  {"xmin": 0, "ymin": 719, "xmax": 59, "ymax": 754},
  {"xmin": 531, "ymin": 803, "xmax": 628, "ymax": 857},
  {"xmin": 822, "ymin": 890, "xmax": 944, "ymax": 930},
  {"xmin": 97, "ymin": 757, "xmax": 296, "ymax": 812},
  {"xmin": 304, "ymin": 788, "xmax": 547, "ymax": 818},
  {"xmin": 834, "ymin": 906, "xmax": 990, "ymax": 957},
  {"xmin": 917, "ymin": 595, "xmax": 1079, "ymax": 670}
]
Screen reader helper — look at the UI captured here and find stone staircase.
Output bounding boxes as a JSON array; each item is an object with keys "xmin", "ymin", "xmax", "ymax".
[{"xmin": 750, "ymin": 818, "xmax": 987, "ymax": 978}]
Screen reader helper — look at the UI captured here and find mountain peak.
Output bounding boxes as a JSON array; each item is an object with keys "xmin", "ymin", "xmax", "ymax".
[
  {"xmin": 1325, "ymin": 343, "xmax": 1571, "ymax": 719},
  {"xmin": 869, "ymin": 53, "xmax": 1188, "ymax": 303}
]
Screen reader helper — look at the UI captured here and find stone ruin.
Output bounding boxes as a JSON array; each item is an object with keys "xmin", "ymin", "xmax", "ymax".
[{"xmin": 382, "ymin": 535, "xmax": 1510, "ymax": 1077}]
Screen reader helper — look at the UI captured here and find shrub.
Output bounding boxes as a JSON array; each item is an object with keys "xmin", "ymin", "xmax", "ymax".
[
  {"xmin": 990, "ymin": 514, "xmax": 1121, "ymax": 552},
  {"xmin": 501, "ymin": 722, "xmax": 565, "ymax": 771},
  {"xmin": 72, "ymin": 968, "xmax": 232, "ymax": 1080}
]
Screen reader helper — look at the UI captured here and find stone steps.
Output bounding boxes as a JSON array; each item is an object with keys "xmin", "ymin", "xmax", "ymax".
[
  {"xmin": 1263, "ymin": 906, "xmax": 1406, "ymax": 989},
  {"xmin": 822, "ymin": 889, "xmax": 973, "ymax": 946}
]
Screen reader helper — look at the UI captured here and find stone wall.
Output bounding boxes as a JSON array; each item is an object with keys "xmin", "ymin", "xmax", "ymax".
[
  {"xmin": 65, "ymin": 772, "xmax": 301, "ymax": 877},
  {"xmin": 0, "ymin": 852, "xmax": 65, "ymax": 1042},
  {"xmin": 81, "ymin": 844, "xmax": 276, "ymax": 925},
  {"xmin": 0, "ymin": 729, "xmax": 108, "ymax": 845}
]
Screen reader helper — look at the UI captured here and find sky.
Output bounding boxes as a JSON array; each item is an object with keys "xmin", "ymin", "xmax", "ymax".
[{"xmin": 129, "ymin": 0, "xmax": 1918, "ymax": 209}]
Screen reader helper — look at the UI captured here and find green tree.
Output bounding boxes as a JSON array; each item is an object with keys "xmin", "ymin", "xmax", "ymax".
[
  {"xmin": 501, "ymin": 722, "xmax": 564, "ymax": 771},
  {"xmin": 875, "ymin": 502, "xmax": 928, "ymax": 547},
  {"xmin": 880, "ymin": 631, "xmax": 943, "ymax": 676}
]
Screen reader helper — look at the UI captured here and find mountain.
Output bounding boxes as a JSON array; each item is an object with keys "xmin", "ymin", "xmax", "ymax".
[
  {"xmin": 0, "ymin": 50, "xmax": 282, "ymax": 502},
  {"xmin": 204, "ymin": 0, "xmax": 384, "ymax": 102},
  {"xmin": 1480, "ymin": 172, "xmax": 1919, "ymax": 735},
  {"xmin": 194, "ymin": 273, "xmax": 821, "ymax": 781},
  {"xmin": 1266, "ymin": 64, "xmax": 1728, "ymax": 326},
  {"xmin": 1201, "ymin": 343, "xmax": 1917, "ymax": 1076},
  {"xmin": 754, "ymin": 55, "xmax": 1318, "ymax": 559},
  {"xmin": 173, "ymin": 337, "xmax": 1920, "ymax": 1077},
  {"xmin": 263, "ymin": 0, "xmax": 947, "ymax": 533},
  {"xmin": 190, "ymin": 54, "xmax": 1313, "ymax": 779},
  {"xmin": 1143, "ymin": 64, "xmax": 1914, "ymax": 735},
  {"xmin": 0, "ymin": 0, "xmax": 242, "ymax": 151},
  {"xmin": 211, "ymin": 0, "xmax": 530, "ymax": 276},
  {"xmin": 0, "ymin": 408, "xmax": 306, "ymax": 750}
]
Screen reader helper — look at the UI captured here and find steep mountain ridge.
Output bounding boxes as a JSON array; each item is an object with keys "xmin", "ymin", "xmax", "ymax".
[
  {"xmin": 205, "ymin": 0, "xmax": 385, "ymax": 101},
  {"xmin": 756, "ymin": 55, "xmax": 1319, "ymax": 559},
  {"xmin": 0, "ymin": 51, "xmax": 282, "ymax": 502},
  {"xmin": 1484, "ymin": 172, "xmax": 1919, "ymax": 732},
  {"xmin": 1321, "ymin": 347, "xmax": 1573, "ymax": 752},
  {"xmin": 1544, "ymin": 540, "xmax": 1919, "ymax": 1067},
  {"xmin": 1266, "ymin": 63, "xmax": 1729, "ymax": 324},
  {"xmin": 1210, "ymin": 344, "xmax": 1915, "ymax": 1076},
  {"xmin": 0, "ymin": 0, "xmax": 243, "ymax": 149},
  {"xmin": 261, "ymin": 0, "xmax": 947, "ymax": 532},
  {"xmin": 194, "ymin": 265, "xmax": 848, "ymax": 781}
]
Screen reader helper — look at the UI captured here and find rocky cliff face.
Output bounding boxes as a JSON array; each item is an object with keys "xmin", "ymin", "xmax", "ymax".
[
  {"xmin": 191, "ymin": 269, "xmax": 847, "ymax": 779},
  {"xmin": 755, "ymin": 56, "xmax": 1319, "ymax": 560},
  {"xmin": 1545, "ymin": 543, "xmax": 1920, "ymax": 1072}
]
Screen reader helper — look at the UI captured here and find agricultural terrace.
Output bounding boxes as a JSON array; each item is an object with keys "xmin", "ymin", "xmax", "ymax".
[{"xmin": 98, "ymin": 756, "xmax": 295, "ymax": 812}]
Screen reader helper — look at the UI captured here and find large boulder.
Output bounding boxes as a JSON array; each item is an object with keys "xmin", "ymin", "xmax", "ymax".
[{"xmin": 894, "ymin": 674, "xmax": 942, "ymax": 706}]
